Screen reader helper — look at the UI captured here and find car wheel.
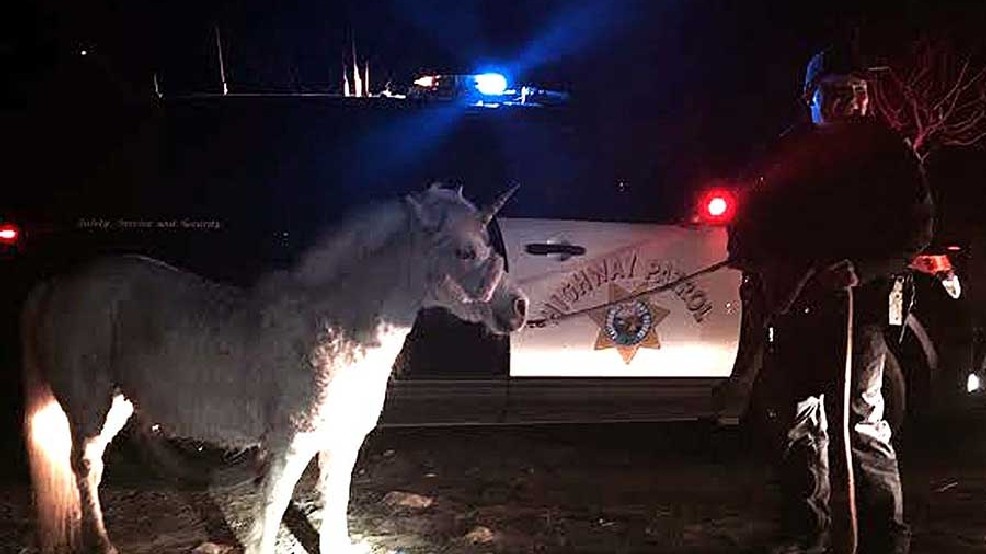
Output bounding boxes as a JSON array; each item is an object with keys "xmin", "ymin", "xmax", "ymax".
[{"xmin": 883, "ymin": 349, "xmax": 906, "ymax": 436}]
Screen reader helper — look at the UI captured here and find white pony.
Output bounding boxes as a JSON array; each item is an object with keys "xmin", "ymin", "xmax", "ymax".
[{"xmin": 21, "ymin": 184, "xmax": 528, "ymax": 554}]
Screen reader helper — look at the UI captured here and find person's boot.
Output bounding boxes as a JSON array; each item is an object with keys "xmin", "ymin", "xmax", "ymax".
[{"xmin": 766, "ymin": 532, "xmax": 831, "ymax": 554}]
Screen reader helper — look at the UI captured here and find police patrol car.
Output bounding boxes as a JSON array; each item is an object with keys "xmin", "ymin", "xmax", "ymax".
[
  {"xmin": 380, "ymin": 74, "xmax": 980, "ymax": 428},
  {"xmin": 4, "ymin": 73, "xmax": 980, "ymax": 430}
]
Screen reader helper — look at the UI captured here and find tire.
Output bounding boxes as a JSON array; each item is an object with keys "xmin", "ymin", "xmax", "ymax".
[{"xmin": 883, "ymin": 349, "xmax": 906, "ymax": 436}]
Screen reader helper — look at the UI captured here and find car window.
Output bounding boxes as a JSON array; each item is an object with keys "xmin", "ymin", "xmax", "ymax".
[
  {"xmin": 21, "ymin": 98, "xmax": 687, "ymax": 283},
  {"xmin": 400, "ymin": 107, "xmax": 686, "ymax": 224}
]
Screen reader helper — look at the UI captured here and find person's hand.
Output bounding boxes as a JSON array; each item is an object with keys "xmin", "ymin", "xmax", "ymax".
[{"xmin": 816, "ymin": 259, "xmax": 859, "ymax": 289}]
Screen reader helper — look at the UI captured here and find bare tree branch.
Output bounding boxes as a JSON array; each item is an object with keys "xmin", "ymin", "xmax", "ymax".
[{"xmin": 871, "ymin": 34, "xmax": 986, "ymax": 164}]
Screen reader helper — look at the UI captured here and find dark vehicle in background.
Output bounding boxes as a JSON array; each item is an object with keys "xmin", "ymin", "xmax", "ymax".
[{"xmin": 899, "ymin": 248, "xmax": 986, "ymax": 422}]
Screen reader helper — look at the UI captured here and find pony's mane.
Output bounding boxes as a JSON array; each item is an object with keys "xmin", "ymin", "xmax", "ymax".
[
  {"xmin": 252, "ymin": 187, "xmax": 485, "ymax": 296},
  {"xmin": 289, "ymin": 198, "xmax": 413, "ymax": 288}
]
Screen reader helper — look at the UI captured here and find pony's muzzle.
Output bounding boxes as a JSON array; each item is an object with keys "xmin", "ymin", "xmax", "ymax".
[
  {"xmin": 494, "ymin": 292, "xmax": 528, "ymax": 333},
  {"xmin": 513, "ymin": 295, "xmax": 528, "ymax": 322}
]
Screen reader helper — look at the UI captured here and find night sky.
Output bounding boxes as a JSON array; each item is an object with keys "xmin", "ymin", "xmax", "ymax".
[
  {"xmin": 6, "ymin": 4, "xmax": 981, "ymax": 155},
  {"xmin": 3, "ymin": 1, "xmax": 985, "ymax": 225}
]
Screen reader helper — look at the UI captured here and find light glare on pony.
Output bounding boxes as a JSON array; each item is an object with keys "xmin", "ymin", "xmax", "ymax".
[
  {"xmin": 27, "ymin": 396, "xmax": 81, "ymax": 551},
  {"xmin": 83, "ymin": 394, "xmax": 134, "ymax": 463},
  {"xmin": 107, "ymin": 395, "xmax": 135, "ymax": 430},
  {"xmin": 31, "ymin": 400, "xmax": 74, "ymax": 460}
]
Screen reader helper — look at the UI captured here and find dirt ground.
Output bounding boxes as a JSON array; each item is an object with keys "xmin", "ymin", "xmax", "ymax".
[{"xmin": 3, "ymin": 420, "xmax": 986, "ymax": 554}]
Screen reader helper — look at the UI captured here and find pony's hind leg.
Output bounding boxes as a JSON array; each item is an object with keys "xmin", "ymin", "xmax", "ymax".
[
  {"xmin": 70, "ymin": 392, "xmax": 134, "ymax": 553},
  {"xmin": 245, "ymin": 433, "xmax": 319, "ymax": 554}
]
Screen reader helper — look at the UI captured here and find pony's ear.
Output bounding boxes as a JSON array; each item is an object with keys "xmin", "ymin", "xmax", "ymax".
[{"xmin": 405, "ymin": 191, "xmax": 441, "ymax": 233}]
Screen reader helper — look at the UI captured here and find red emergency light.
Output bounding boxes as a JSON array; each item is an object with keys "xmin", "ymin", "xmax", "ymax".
[
  {"xmin": 695, "ymin": 189, "xmax": 737, "ymax": 225},
  {"xmin": 909, "ymin": 254, "xmax": 953, "ymax": 275},
  {"xmin": 0, "ymin": 223, "xmax": 19, "ymax": 245}
]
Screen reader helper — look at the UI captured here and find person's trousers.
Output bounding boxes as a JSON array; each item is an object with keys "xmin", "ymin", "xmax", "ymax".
[{"xmin": 768, "ymin": 287, "xmax": 910, "ymax": 553}]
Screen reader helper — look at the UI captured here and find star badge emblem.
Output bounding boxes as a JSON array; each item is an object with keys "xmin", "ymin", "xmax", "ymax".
[{"xmin": 587, "ymin": 283, "xmax": 671, "ymax": 365}]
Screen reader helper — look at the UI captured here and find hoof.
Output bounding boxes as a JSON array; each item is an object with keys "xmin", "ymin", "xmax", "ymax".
[
  {"xmin": 192, "ymin": 541, "xmax": 239, "ymax": 553},
  {"xmin": 83, "ymin": 534, "xmax": 118, "ymax": 554}
]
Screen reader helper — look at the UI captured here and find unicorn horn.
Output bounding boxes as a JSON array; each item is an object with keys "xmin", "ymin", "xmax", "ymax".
[{"xmin": 479, "ymin": 184, "xmax": 520, "ymax": 224}]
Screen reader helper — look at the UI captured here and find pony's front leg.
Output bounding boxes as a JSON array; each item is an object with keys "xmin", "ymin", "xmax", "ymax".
[
  {"xmin": 317, "ymin": 438, "xmax": 366, "ymax": 554},
  {"xmin": 245, "ymin": 433, "xmax": 319, "ymax": 554}
]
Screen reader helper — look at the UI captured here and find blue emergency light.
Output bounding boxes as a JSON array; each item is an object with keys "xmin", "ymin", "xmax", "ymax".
[
  {"xmin": 406, "ymin": 71, "xmax": 565, "ymax": 107},
  {"xmin": 474, "ymin": 73, "xmax": 508, "ymax": 96}
]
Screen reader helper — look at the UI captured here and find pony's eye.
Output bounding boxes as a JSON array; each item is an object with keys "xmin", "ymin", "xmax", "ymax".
[{"xmin": 455, "ymin": 247, "xmax": 477, "ymax": 261}]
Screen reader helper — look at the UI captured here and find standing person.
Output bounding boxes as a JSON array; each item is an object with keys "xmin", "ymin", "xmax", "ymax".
[{"xmin": 727, "ymin": 44, "xmax": 935, "ymax": 554}]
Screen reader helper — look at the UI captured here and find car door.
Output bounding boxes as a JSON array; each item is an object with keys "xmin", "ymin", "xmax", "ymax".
[
  {"xmin": 489, "ymin": 111, "xmax": 744, "ymax": 422},
  {"xmin": 498, "ymin": 216, "xmax": 741, "ymax": 378}
]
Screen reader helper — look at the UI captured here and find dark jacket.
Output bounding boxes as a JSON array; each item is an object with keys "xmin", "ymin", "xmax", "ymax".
[{"xmin": 728, "ymin": 120, "xmax": 934, "ymax": 285}]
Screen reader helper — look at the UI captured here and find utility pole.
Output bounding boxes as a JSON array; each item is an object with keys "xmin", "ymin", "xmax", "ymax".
[
  {"xmin": 215, "ymin": 26, "xmax": 228, "ymax": 95},
  {"xmin": 351, "ymin": 40, "xmax": 362, "ymax": 97}
]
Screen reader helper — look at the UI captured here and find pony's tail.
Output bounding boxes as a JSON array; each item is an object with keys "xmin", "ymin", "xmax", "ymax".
[{"xmin": 22, "ymin": 281, "xmax": 81, "ymax": 552}]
